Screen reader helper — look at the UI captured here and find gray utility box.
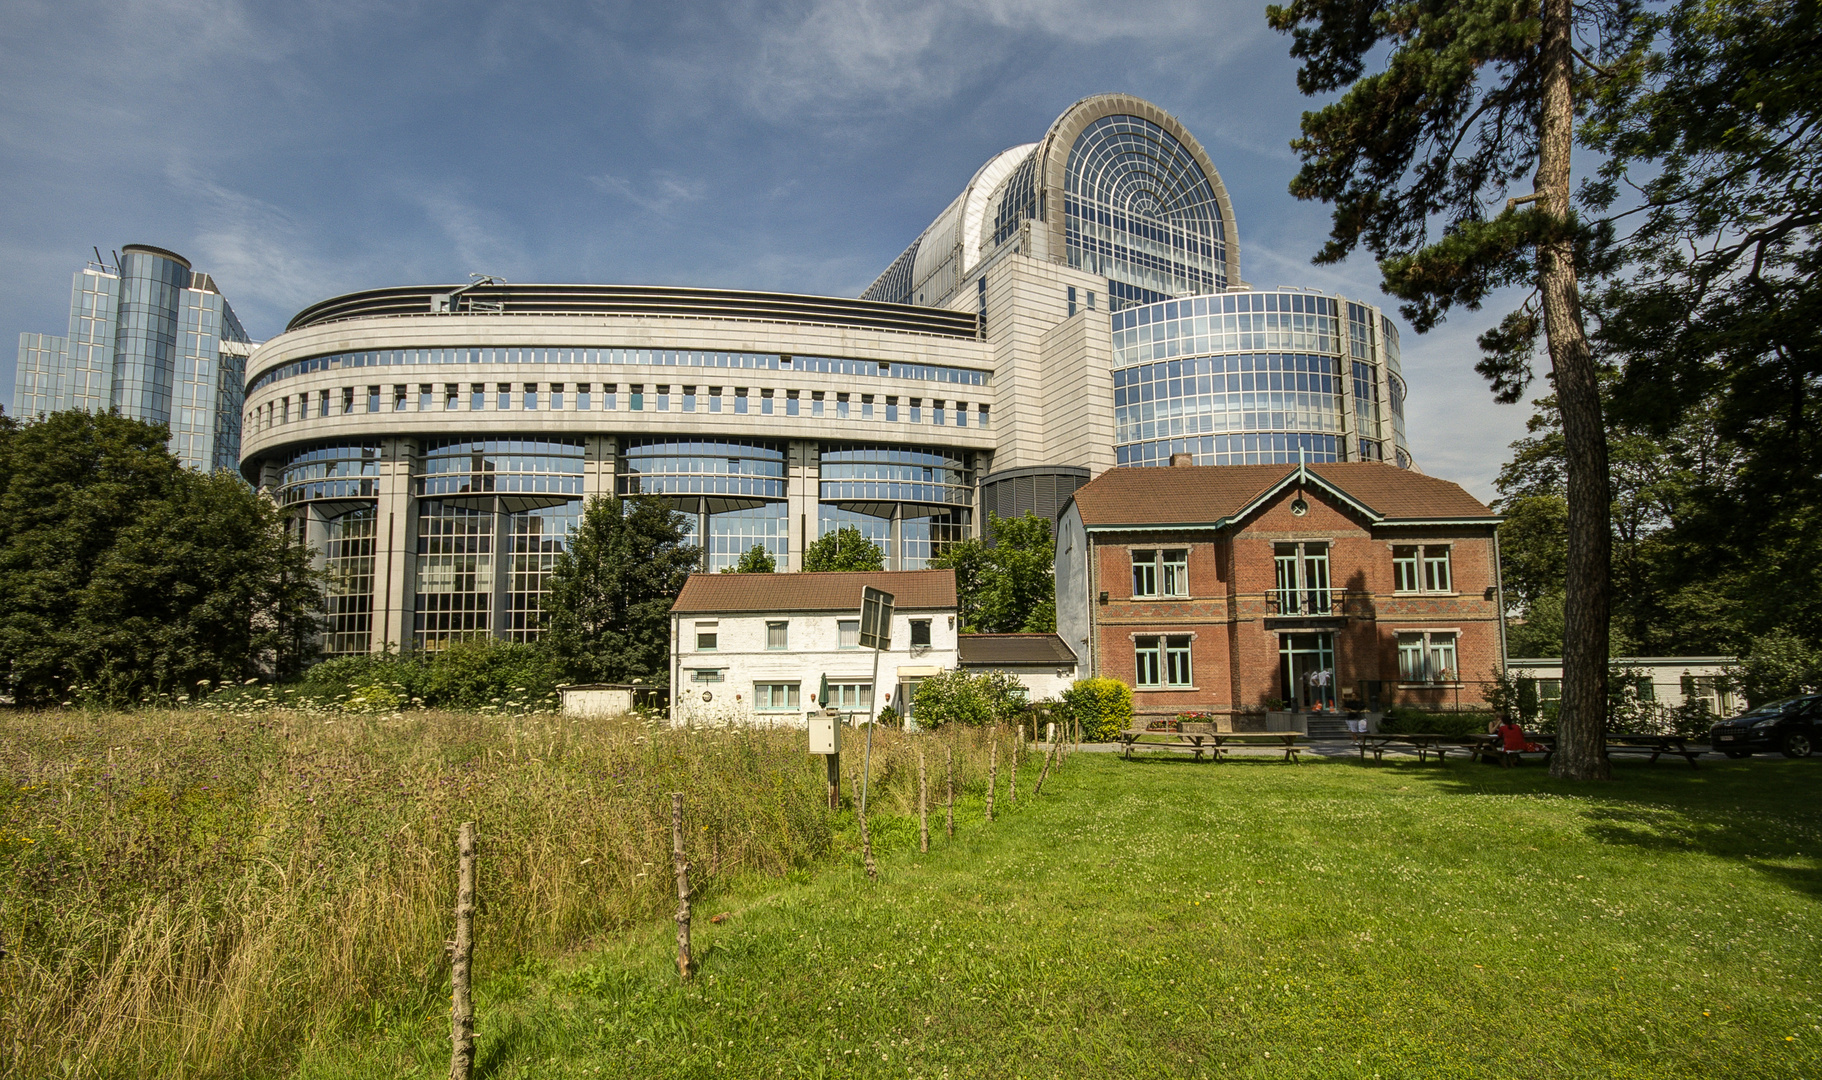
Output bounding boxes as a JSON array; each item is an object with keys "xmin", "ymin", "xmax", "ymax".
[{"xmin": 808, "ymin": 714, "xmax": 841, "ymax": 755}]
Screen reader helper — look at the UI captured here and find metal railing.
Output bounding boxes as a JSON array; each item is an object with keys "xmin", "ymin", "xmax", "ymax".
[{"xmin": 1265, "ymin": 591, "xmax": 1347, "ymax": 617}]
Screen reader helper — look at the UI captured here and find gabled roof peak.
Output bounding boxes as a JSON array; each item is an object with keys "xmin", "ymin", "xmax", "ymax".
[{"xmin": 1067, "ymin": 462, "xmax": 1496, "ymax": 529}]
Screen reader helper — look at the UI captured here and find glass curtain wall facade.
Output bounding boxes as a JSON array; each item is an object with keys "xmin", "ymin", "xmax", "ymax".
[
  {"xmin": 1111, "ymin": 290, "xmax": 1409, "ymax": 468},
  {"xmin": 1063, "ymin": 114, "xmax": 1227, "ymax": 306},
  {"xmin": 818, "ymin": 445, "xmax": 973, "ymax": 569},
  {"xmin": 13, "ymin": 245, "xmax": 250, "ymax": 471}
]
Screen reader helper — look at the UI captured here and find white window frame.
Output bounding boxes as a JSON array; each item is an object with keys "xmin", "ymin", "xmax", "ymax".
[
  {"xmin": 1131, "ymin": 550, "xmax": 1159, "ymax": 597},
  {"xmin": 1131, "ymin": 549, "xmax": 1189, "ymax": 598},
  {"xmin": 826, "ymin": 682, "xmax": 873, "ymax": 710},
  {"xmin": 754, "ymin": 682, "xmax": 800, "ymax": 710},
  {"xmin": 1274, "ymin": 541, "xmax": 1331, "ymax": 614},
  {"xmin": 1395, "ymin": 630, "xmax": 1460, "ymax": 684},
  {"xmin": 1393, "ymin": 544, "xmax": 1454, "ymax": 595},
  {"xmin": 837, "ymin": 619, "xmax": 859, "ymax": 649},
  {"xmin": 766, "ymin": 621, "xmax": 788, "ymax": 650},
  {"xmin": 1135, "ymin": 635, "xmax": 1163, "ymax": 686},
  {"xmin": 1161, "ymin": 549, "xmax": 1189, "ymax": 597}
]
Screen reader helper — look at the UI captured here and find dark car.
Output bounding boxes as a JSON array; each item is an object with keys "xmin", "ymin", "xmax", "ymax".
[{"xmin": 1710, "ymin": 694, "xmax": 1822, "ymax": 758}]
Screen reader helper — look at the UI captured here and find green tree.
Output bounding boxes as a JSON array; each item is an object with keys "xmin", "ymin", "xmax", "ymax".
[
  {"xmin": 539, "ymin": 494, "xmax": 701, "ymax": 685},
  {"xmin": 1587, "ymin": 0, "xmax": 1822, "ymax": 659},
  {"xmin": 1269, "ymin": 0, "xmax": 1649, "ymax": 777},
  {"xmin": 912, "ymin": 668, "xmax": 1026, "ymax": 729},
  {"xmin": 76, "ymin": 470, "xmax": 321, "ymax": 699},
  {"xmin": 801, "ymin": 526, "xmax": 884, "ymax": 572},
  {"xmin": 0, "ymin": 411, "xmax": 320, "ymax": 705},
  {"xmin": 929, "ymin": 512, "xmax": 1056, "ymax": 633},
  {"xmin": 722, "ymin": 544, "xmax": 776, "ymax": 574},
  {"xmin": 1730, "ymin": 630, "xmax": 1821, "ymax": 708}
]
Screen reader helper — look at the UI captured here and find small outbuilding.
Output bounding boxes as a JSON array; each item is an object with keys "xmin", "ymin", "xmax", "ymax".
[{"xmin": 958, "ymin": 633, "xmax": 1079, "ymax": 702}]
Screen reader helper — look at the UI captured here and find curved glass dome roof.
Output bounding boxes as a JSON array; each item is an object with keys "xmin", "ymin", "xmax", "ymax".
[{"xmin": 864, "ymin": 94, "xmax": 1240, "ymax": 309}]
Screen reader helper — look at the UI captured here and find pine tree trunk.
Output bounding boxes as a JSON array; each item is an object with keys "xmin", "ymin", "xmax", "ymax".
[{"xmin": 1537, "ymin": 0, "xmax": 1612, "ymax": 781}]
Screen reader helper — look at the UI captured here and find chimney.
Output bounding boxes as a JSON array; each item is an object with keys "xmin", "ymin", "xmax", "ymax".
[{"xmin": 1170, "ymin": 453, "xmax": 1195, "ymax": 467}]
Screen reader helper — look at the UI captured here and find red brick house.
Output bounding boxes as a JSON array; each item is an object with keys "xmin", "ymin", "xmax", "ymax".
[{"xmin": 1054, "ymin": 458, "xmax": 1505, "ymax": 728}]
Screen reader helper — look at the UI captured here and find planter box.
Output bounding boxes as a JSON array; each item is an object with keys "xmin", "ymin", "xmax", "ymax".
[{"xmin": 1265, "ymin": 710, "xmax": 1307, "ymax": 734}]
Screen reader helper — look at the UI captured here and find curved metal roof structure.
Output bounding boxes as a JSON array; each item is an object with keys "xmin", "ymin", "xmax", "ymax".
[
  {"xmin": 863, "ymin": 94, "xmax": 1241, "ymax": 307},
  {"xmin": 286, "ymin": 282, "xmax": 980, "ymax": 339}
]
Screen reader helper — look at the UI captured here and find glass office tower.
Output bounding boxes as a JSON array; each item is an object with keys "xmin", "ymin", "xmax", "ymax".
[{"xmin": 13, "ymin": 244, "xmax": 251, "ymax": 472}]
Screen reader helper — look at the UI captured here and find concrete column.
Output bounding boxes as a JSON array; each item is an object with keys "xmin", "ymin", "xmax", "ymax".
[
  {"xmin": 786, "ymin": 439, "xmax": 817, "ymax": 572},
  {"xmin": 491, "ymin": 496, "xmax": 511, "ymax": 641},
  {"xmin": 584, "ymin": 435, "xmax": 616, "ymax": 502},
  {"xmin": 889, "ymin": 504, "xmax": 902, "ymax": 571},
  {"xmin": 375, "ymin": 436, "xmax": 416, "ymax": 652},
  {"xmin": 697, "ymin": 496, "xmax": 709, "ymax": 565}
]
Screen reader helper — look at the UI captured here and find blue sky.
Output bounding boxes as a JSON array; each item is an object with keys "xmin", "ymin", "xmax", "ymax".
[{"xmin": 0, "ymin": 0, "xmax": 1534, "ymax": 497}]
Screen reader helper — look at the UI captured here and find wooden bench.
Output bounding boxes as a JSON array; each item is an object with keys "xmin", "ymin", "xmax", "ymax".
[
  {"xmin": 1115, "ymin": 729, "xmax": 1303, "ymax": 763},
  {"xmin": 1350, "ymin": 732, "xmax": 1462, "ymax": 764},
  {"xmin": 1209, "ymin": 732, "xmax": 1303, "ymax": 763}
]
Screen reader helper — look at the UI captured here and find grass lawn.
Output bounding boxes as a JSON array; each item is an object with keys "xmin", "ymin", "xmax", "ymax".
[{"xmin": 299, "ymin": 753, "xmax": 1822, "ymax": 1079}]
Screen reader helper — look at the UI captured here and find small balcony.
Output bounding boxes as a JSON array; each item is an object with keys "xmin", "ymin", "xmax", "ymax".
[{"xmin": 1263, "ymin": 590, "xmax": 1351, "ymax": 629}]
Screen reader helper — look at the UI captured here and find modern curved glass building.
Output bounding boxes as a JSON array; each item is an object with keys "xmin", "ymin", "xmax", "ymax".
[{"xmin": 237, "ymin": 93, "xmax": 1415, "ymax": 656}]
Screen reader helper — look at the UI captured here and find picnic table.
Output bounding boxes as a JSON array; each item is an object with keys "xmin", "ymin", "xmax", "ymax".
[
  {"xmin": 1464, "ymin": 732, "xmax": 1701, "ymax": 768},
  {"xmin": 1115, "ymin": 730, "xmax": 1304, "ymax": 763},
  {"xmin": 1115, "ymin": 728, "xmax": 1221, "ymax": 761},
  {"xmin": 1212, "ymin": 732, "xmax": 1303, "ymax": 763},
  {"xmin": 1463, "ymin": 733, "xmax": 1553, "ymax": 767},
  {"xmin": 1349, "ymin": 731, "xmax": 1461, "ymax": 764},
  {"xmin": 1603, "ymin": 733, "xmax": 1702, "ymax": 767}
]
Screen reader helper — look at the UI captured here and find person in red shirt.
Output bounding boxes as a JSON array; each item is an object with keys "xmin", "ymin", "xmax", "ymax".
[{"xmin": 1496, "ymin": 714, "xmax": 1543, "ymax": 753}]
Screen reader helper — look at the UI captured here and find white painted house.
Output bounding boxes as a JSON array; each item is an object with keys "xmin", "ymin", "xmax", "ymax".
[
  {"xmin": 958, "ymin": 634, "xmax": 1079, "ymax": 702},
  {"xmin": 668, "ymin": 570, "xmax": 959, "ymax": 726},
  {"xmin": 1505, "ymin": 655, "xmax": 1740, "ymax": 717}
]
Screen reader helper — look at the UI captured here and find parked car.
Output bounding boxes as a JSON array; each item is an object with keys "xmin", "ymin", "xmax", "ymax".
[{"xmin": 1709, "ymin": 694, "xmax": 1822, "ymax": 758}]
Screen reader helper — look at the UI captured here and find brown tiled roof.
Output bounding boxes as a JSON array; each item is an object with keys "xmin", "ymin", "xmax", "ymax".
[
  {"xmin": 671, "ymin": 570, "xmax": 957, "ymax": 614},
  {"xmin": 958, "ymin": 633, "xmax": 1079, "ymax": 666},
  {"xmin": 1069, "ymin": 461, "xmax": 1495, "ymax": 527}
]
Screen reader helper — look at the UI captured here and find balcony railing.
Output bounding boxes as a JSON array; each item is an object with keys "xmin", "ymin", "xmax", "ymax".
[{"xmin": 1266, "ymin": 591, "xmax": 1347, "ymax": 617}]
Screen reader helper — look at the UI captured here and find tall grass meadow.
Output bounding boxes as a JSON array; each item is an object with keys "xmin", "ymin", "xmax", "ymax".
[{"xmin": 0, "ymin": 699, "xmax": 1021, "ymax": 1078}]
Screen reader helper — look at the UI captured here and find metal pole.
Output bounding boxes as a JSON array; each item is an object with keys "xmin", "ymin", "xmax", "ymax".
[{"xmin": 863, "ymin": 643, "xmax": 880, "ymax": 815}]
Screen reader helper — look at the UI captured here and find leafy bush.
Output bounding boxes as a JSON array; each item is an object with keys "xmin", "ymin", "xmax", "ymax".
[
  {"xmin": 1379, "ymin": 707, "xmax": 1492, "ymax": 738},
  {"xmin": 1667, "ymin": 697, "xmax": 1718, "ymax": 740},
  {"xmin": 1060, "ymin": 677, "xmax": 1133, "ymax": 742},
  {"xmin": 295, "ymin": 639, "xmax": 564, "ymax": 711},
  {"xmin": 913, "ymin": 669, "xmax": 1025, "ymax": 729}
]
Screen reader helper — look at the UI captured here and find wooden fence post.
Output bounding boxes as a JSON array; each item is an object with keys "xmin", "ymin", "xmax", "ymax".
[
  {"xmin": 918, "ymin": 748, "xmax": 929, "ymax": 853},
  {"xmin": 945, "ymin": 745, "xmax": 955, "ymax": 838},
  {"xmin": 449, "ymin": 821, "xmax": 476, "ymax": 1080},
  {"xmin": 672, "ymin": 792, "xmax": 692, "ymax": 980},
  {"xmin": 1009, "ymin": 734, "xmax": 1019, "ymax": 805},
  {"xmin": 985, "ymin": 741, "xmax": 998, "ymax": 823},
  {"xmin": 1033, "ymin": 741, "xmax": 1055, "ymax": 797}
]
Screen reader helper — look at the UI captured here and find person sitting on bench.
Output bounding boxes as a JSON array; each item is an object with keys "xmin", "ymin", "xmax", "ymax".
[{"xmin": 1496, "ymin": 714, "xmax": 1544, "ymax": 753}]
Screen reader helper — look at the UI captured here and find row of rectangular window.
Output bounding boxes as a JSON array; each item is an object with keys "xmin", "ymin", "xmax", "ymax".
[
  {"xmin": 694, "ymin": 618, "xmax": 933, "ymax": 652},
  {"xmin": 253, "ymin": 384, "xmax": 988, "ymax": 431},
  {"xmin": 685, "ymin": 679, "xmax": 875, "ymax": 712},
  {"xmin": 247, "ymin": 348, "xmax": 991, "ymax": 397},
  {"xmin": 1133, "ymin": 631, "xmax": 1462, "ymax": 689},
  {"xmin": 1126, "ymin": 544, "xmax": 1453, "ymax": 600}
]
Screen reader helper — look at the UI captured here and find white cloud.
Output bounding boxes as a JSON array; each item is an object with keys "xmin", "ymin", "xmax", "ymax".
[
  {"xmin": 719, "ymin": 0, "xmax": 1267, "ymax": 119},
  {"xmin": 589, "ymin": 172, "xmax": 707, "ymax": 215}
]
